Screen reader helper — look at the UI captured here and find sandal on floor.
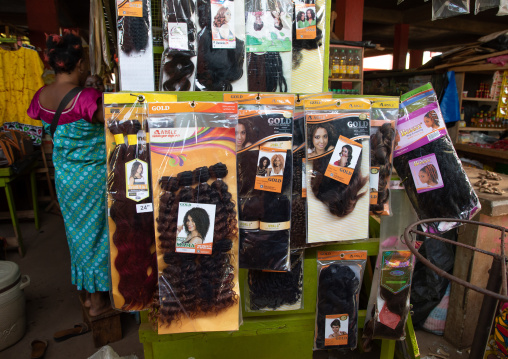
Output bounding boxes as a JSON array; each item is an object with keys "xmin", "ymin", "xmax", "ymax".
[
  {"xmin": 53, "ymin": 322, "xmax": 89, "ymax": 342},
  {"xmin": 31, "ymin": 339, "xmax": 48, "ymax": 359}
]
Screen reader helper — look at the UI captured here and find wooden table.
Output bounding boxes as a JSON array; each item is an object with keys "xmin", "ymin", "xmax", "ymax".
[
  {"xmin": 444, "ymin": 167, "xmax": 508, "ymax": 349},
  {"xmin": 0, "ymin": 161, "xmax": 40, "ymax": 256}
]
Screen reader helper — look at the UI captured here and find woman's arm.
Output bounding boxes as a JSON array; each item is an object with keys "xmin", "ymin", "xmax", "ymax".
[
  {"xmin": 189, "ymin": 236, "xmax": 203, "ymax": 245},
  {"xmin": 92, "ymin": 97, "xmax": 104, "ymax": 124}
]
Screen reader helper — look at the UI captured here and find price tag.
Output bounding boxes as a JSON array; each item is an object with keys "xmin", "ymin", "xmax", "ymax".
[{"xmin": 136, "ymin": 203, "xmax": 153, "ymax": 213}]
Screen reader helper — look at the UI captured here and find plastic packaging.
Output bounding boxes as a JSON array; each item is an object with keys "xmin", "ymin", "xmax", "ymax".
[
  {"xmin": 432, "ymin": 0, "xmax": 469, "ymax": 20},
  {"xmin": 475, "ymin": 0, "xmax": 500, "ymax": 14},
  {"xmin": 314, "ymin": 250, "xmax": 367, "ymax": 350},
  {"xmin": 194, "ymin": 0, "xmax": 247, "ymax": 91},
  {"xmin": 160, "ymin": 0, "xmax": 197, "ymax": 91},
  {"xmin": 147, "ymin": 102, "xmax": 240, "ymax": 333},
  {"xmin": 499, "ymin": 0, "xmax": 508, "ymax": 14},
  {"xmin": 393, "ymin": 83, "xmax": 480, "ymax": 233},
  {"xmin": 245, "ymin": 249, "xmax": 304, "ymax": 312},
  {"xmin": 224, "ymin": 93, "xmax": 295, "ymax": 271},
  {"xmin": 369, "ymin": 97, "xmax": 398, "ymax": 216},
  {"xmin": 304, "ymin": 98, "xmax": 371, "ymax": 244}
]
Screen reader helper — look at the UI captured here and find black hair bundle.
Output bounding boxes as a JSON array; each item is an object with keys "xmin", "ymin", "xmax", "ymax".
[
  {"xmin": 370, "ymin": 123, "xmax": 394, "ymax": 215},
  {"xmin": 290, "ymin": 146, "xmax": 306, "ymax": 248},
  {"xmin": 247, "ymin": 52, "xmax": 288, "ymax": 92},
  {"xmin": 119, "ymin": 0, "xmax": 150, "ymax": 55}
]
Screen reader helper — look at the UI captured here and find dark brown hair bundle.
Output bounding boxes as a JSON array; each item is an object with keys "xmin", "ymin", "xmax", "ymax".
[
  {"xmin": 370, "ymin": 122, "xmax": 394, "ymax": 215},
  {"xmin": 290, "ymin": 112, "xmax": 307, "ymax": 248},
  {"xmin": 119, "ymin": 0, "xmax": 150, "ymax": 55},
  {"xmin": 247, "ymin": 52, "xmax": 288, "ymax": 92}
]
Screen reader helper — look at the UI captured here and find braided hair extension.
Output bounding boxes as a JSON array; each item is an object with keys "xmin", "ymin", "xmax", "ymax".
[
  {"xmin": 120, "ymin": 0, "xmax": 150, "ymax": 55},
  {"xmin": 195, "ymin": 0, "xmax": 245, "ymax": 91},
  {"xmin": 247, "ymin": 52, "xmax": 288, "ymax": 92},
  {"xmin": 315, "ymin": 264, "xmax": 361, "ymax": 349},
  {"xmin": 370, "ymin": 123, "xmax": 394, "ymax": 215},
  {"xmin": 247, "ymin": 250, "xmax": 303, "ymax": 310},
  {"xmin": 311, "ymin": 152, "xmax": 368, "ymax": 218}
]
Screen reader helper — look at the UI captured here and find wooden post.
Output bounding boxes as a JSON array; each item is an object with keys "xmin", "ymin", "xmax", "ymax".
[
  {"xmin": 334, "ymin": 0, "xmax": 364, "ymax": 41},
  {"xmin": 25, "ymin": 0, "xmax": 59, "ymax": 51},
  {"xmin": 393, "ymin": 24, "xmax": 409, "ymax": 70},
  {"xmin": 409, "ymin": 50, "xmax": 424, "ymax": 69}
]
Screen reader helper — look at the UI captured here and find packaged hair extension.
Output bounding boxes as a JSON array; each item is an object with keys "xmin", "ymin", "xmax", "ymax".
[
  {"xmin": 432, "ymin": 0, "xmax": 469, "ymax": 19},
  {"xmin": 245, "ymin": 249, "xmax": 304, "ymax": 312},
  {"xmin": 224, "ymin": 93, "xmax": 295, "ymax": 271},
  {"xmin": 291, "ymin": 93, "xmax": 332, "ymax": 249},
  {"xmin": 291, "ymin": 0, "xmax": 326, "ymax": 93},
  {"xmin": 194, "ymin": 0, "xmax": 247, "ymax": 91},
  {"xmin": 116, "ymin": 0, "xmax": 155, "ymax": 90},
  {"xmin": 147, "ymin": 101, "xmax": 240, "ymax": 334},
  {"xmin": 369, "ymin": 97, "xmax": 398, "ymax": 217},
  {"xmin": 393, "ymin": 83, "xmax": 480, "ymax": 233},
  {"xmin": 104, "ymin": 93, "xmax": 176, "ymax": 311},
  {"xmin": 304, "ymin": 98, "xmax": 370, "ymax": 244},
  {"xmin": 314, "ymin": 250, "xmax": 367, "ymax": 350},
  {"xmin": 245, "ymin": 0, "xmax": 293, "ymax": 92},
  {"xmin": 160, "ymin": 0, "xmax": 197, "ymax": 91}
]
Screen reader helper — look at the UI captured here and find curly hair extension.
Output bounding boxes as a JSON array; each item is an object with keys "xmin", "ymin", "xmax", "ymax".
[
  {"xmin": 392, "ymin": 135, "xmax": 479, "ymax": 233},
  {"xmin": 159, "ymin": 253, "xmax": 185, "ymax": 325},
  {"xmin": 311, "ymin": 152, "xmax": 368, "ymax": 218},
  {"xmin": 370, "ymin": 123, "xmax": 394, "ymax": 215},
  {"xmin": 248, "ymin": 250, "xmax": 303, "ymax": 310},
  {"xmin": 195, "ymin": 0, "xmax": 245, "ymax": 91},
  {"xmin": 161, "ymin": 52, "xmax": 195, "ymax": 91},
  {"xmin": 315, "ymin": 264, "xmax": 361, "ymax": 349},
  {"xmin": 237, "ymin": 150, "xmax": 259, "ymax": 197},
  {"xmin": 45, "ymin": 33, "xmax": 83, "ymax": 74},
  {"xmin": 290, "ymin": 146, "xmax": 306, "ymax": 248},
  {"xmin": 291, "ymin": 6, "xmax": 323, "ymax": 69},
  {"xmin": 209, "ymin": 163, "xmax": 238, "ymax": 239},
  {"xmin": 120, "ymin": 0, "xmax": 150, "ymax": 55}
]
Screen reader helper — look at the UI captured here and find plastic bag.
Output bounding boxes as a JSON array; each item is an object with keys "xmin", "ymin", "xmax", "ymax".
[
  {"xmin": 393, "ymin": 83, "xmax": 480, "ymax": 233},
  {"xmin": 499, "ymin": 0, "xmax": 508, "ymax": 14},
  {"xmin": 304, "ymin": 98, "xmax": 371, "ymax": 244},
  {"xmin": 474, "ymin": 0, "xmax": 500, "ymax": 14},
  {"xmin": 147, "ymin": 102, "xmax": 240, "ymax": 333},
  {"xmin": 314, "ymin": 250, "xmax": 367, "ymax": 350},
  {"xmin": 224, "ymin": 93, "xmax": 295, "ymax": 271},
  {"xmin": 245, "ymin": 249, "xmax": 304, "ymax": 312},
  {"xmin": 369, "ymin": 97, "xmax": 398, "ymax": 216},
  {"xmin": 432, "ymin": 0, "xmax": 469, "ymax": 20}
]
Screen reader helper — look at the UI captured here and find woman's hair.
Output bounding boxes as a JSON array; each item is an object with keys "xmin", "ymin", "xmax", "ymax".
[
  {"xmin": 306, "ymin": 8, "xmax": 315, "ymax": 20},
  {"xmin": 238, "ymin": 118, "xmax": 255, "ymax": 147},
  {"xmin": 254, "ymin": 21, "xmax": 264, "ymax": 31},
  {"xmin": 271, "ymin": 153, "xmax": 285, "ymax": 172},
  {"xmin": 307, "ymin": 123, "xmax": 336, "ymax": 153},
  {"xmin": 130, "ymin": 162, "xmax": 143, "ymax": 178},
  {"xmin": 258, "ymin": 156, "xmax": 270, "ymax": 168},
  {"xmin": 341, "ymin": 145, "xmax": 353, "ymax": 167},
  {"xmin": 213, "ymin": 6, "xmax": 229, "ymax": 28},
  {"xmin": 331, "ymin": 319, "xmax": 341, "ymax": 327},
  {"xmin": 184, "ymin": 207, "xmax": 210, "ymax": 239},
  {"xmin": 425, "ymin": 110, "xmax": 440, "ymax": 127},
  {"xmin": 297, "ymin": 11, "xmax": 305, "ymax": 20},
  {"xmin": 420, "ymin": 164, "xmax": 439, "ymax": 184},
  {"xmin": 162, "ymin": 52, "xmax": 195, "ymax": 91},
  {"xmin": 370, "ymin": 123, "xmax": 395, "ymax": 215},
  {"xmin": 120, "ymin": 0, "xmax": 149, "ymax": 55},
  {"xmin": 45, "ymin": 33, "xmax": 83, "ymax": 74}
]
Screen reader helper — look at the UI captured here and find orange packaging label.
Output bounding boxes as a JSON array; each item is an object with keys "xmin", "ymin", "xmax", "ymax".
[
  {"xmin": 318, "ymin": 250, "xmax": 367, "ymax": 261},
  {"xmin": 224, "ymin": 93, "xmax": 295, "ymax": 106},
  {"xmin": 117, "ymin": 0, "xmax": 143, "ymax": 17},
  {"xmin": 254, "ymin": 146, "xmax": 287, "ymax": 193},
  {"xmin": 195, "ymin": 243, "xmax": 213, "ymax": 255},
  {"xmin": 370, "ymin": 192, "xmax": 378, "ymax": 205},
  {"xmin": 324, "ymin": 136, "xmax": 362, "ymax": 185},
  {"xmin": 148, "ymin": 102, "xmax": 238, "ymax": 114},
  {"xmin": 324, "ymin": 314, "xmax": 349, "ymax": 346},
  {"xmin": 370, "ymin": 167, "xmax": 380, "ymax": 205}
]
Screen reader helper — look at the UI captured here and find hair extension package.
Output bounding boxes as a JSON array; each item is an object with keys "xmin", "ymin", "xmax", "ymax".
[
  {"xmin": 245, "ymin": 0, "xmax": 293, "ymax": 92},
  {"xmin": 147, "ymin": 101, "xmax": 240, "ymax": 334},
  {"xmin": 245, "ymin": 249, "xmax": 304, "ymax": 312},
  {"xmin": 224, "ymin": 93, "xmax": 294, "ymax": 271},
  {"xmin": 304, "ymin": 98, "xmax": 371, "ymax": 244},
  {"xmin": 291, "ymin": 0, "xmax": 326, "ymax": 93},
  {"xmin": 194, "ymin": 0, "xmax": 247, "ymax": 91},
  {"xmin": 369, "ymin": 97, "xmax": 398, "ymax": 217},
  {"xmin": 393, "ymin": 83, "xmax": 480, "ymax": 233},
  {"xmin": 160, "ymin": 0, "xmax": 198, "ymax": 91},
  {"xmin": 116, "ymin": 0, "xmax": 155, "ymax": 90},
  {"xmin": 314, "ymin": 250, "xmax": 367, "ymax": 350},
  {"xmin": 104, "ymin": 93, "xmax": 176, "ymax": 311},
  {"xmin": 291, "ymin": 93, "xmax": 332, "ymax": 249}
]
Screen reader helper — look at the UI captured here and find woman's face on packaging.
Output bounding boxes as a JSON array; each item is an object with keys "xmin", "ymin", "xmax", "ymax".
[
  {"xmin": 262, "ymin": 159, "xmax": 268, "ymax": 167},
  {"xmin": 419, "ymin": 170, "xmax": 429, "ymax": 184},
  {"xmin": 186, "ymin": 215, "xmax": 196, "ymax": 232},
  {"xmin": 136, "ymin": 164, "xmax": 143, "ymax": 175},
  {"xmin": 313, "ymin": 127, "xmax": 328, "ymax": 151},
  {"xmin": 225, "ymin": 9, "xmax": 232, "ymax": 22},
  {"xmin": 300, "ymin": 12, "xmax": 305, "ymax": 21},
  {"xmin": 332, "ymin": 325, "xmax": 340, "ymax": 334},
  {"xmin": 424, "ymin": 116, "xmax": 433, "ymax": 128},
  {"xmin": 307, "ymin": 10, "xmax": 312, "ymax": 19},
  {"xmin": 273, "ymin": 157, "xmax": 281, "ymax": 167},
  {"xmin": 340, "ymin": 147, "xmax": 349, "ymax": 158},
  {"xmin": 236, "ymin": 123, "xmax": 246, "ymax": 148}
]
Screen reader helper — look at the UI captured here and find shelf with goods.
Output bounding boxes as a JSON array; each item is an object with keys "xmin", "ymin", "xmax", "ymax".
[{"xmin": 328, "ymin": 44, "xmax": 363, "ymax": 95}]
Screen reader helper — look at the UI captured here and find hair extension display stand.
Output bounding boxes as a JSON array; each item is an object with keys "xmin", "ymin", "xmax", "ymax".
[
  {"xmin": 304, "ymin": 98, "xmax": 371, "ymax": 244},
  {"xmin": 116, "ymin": 0, "xmax": 155, "ymax": 90},
  {"xmin": 147, "ymin": 101, "xmax": 240, "ymax": 334},
  {"xmin": 393, "ymin": 83, "xmax": 480, "ymax": 234},
  {"xmin": 225, "ymin": 94, "xmax": 294, "ymax": 271},
  {"xmin": 369, "ymin": 97, "xmax": 398, "ymax": 216}
]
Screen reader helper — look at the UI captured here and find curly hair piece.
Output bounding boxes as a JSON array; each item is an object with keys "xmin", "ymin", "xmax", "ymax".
[
  {"xmin": 290, "ymin": 146, "xmax": 306, "ymax": 248},
  {"xmin": 209, "ymin": 163, "xmax": 238, "ymax": 239},
  {"xmin": 120, "ymin": 0, "xmax": 150, "ymax": 55},
  {"xmin": 370, "ymin": 123, "xmax": 394, "ymax": 215}
]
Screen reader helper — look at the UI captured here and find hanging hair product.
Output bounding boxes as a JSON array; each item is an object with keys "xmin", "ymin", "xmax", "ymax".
[
  {"xmin": 225, "ymin": 93, "xmax": 295, "ymax": 271},
  {"xmin": 148, "ymin": 102, "xmax": 240, "ymax": 334},
  {"xmin": 369, "ymin": 97, "xmax": 398, "ymax": 216},
  {"xmin": 393, "ymin": 83, "xmax": 480, "ymax": 233},
  {"xmin": 304, "ymin": 98, "xmax": 370, "ymax": 244},
  {"xmin": 314, "ymin": 251, "xmax": 367, "ymax": 350},
  {"xmin": 246, "ymin": 250, "xmax": 304, "ymax": 312}
]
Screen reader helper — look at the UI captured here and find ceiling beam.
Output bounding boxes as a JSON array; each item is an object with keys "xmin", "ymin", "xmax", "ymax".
[{"xmin": 363, "ymin": 7, "xmax": 403, "ymax": 24}]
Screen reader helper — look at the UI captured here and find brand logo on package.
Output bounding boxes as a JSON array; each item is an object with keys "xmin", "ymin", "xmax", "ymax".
[{"xmin": 150, "ymin": 127, "xmax": 197, "ymax": 143}]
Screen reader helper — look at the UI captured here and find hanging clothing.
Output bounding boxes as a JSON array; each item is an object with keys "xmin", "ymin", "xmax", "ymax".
[
  {"xmin": 0, "ymin": 47, "xmax": 45, "ymax": 144},
  {"xmin": 27, "ymin": 87, "xmax": 110, "ymax": 292}
]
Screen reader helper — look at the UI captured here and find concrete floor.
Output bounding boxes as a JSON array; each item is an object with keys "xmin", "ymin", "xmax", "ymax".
[{"xmin": 0, "ymin": 210, "xmax": 469, "ymax": 359}]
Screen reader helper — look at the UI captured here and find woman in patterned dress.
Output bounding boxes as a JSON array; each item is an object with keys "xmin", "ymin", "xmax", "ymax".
[{"xmin": 27, "ymin": 32, "xmax": 111, "ymax": 316}]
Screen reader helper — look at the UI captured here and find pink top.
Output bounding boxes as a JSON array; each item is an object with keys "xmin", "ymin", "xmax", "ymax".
[{"xmin": 27, "ymin": 87, "xmax": 101, "ymax": 125}]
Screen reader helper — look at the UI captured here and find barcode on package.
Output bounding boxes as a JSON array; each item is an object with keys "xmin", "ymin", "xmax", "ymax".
[{"xmin": 427, "ymin": 132, "xmax": 441, "ymax": 141}]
